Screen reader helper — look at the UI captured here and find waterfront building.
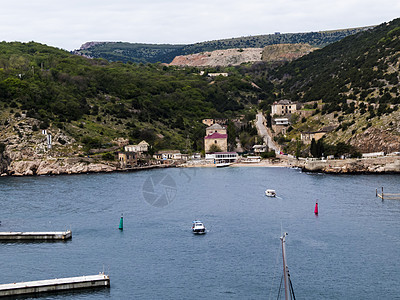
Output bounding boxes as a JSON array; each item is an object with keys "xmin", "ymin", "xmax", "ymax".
[{"xmin": 205, "ymin": 152, "xmax": 238, "ymax": 164}]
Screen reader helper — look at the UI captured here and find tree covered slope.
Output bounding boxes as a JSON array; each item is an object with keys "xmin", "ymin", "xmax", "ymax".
[
  {"xmin": 0, "ymin": 42, "xmax": 261, "ymax": 153},
  {"xmin": 274, "ymin": 18, "xmax": 400, "ymax": 106},
  {"xmin": 262, "ymin": 19, "xmax": 400, "ymax": 154}
]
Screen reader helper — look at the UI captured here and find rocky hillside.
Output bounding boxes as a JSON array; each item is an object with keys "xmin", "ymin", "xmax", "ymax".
[
  {"xmin": 261, "ymin": 43, "xmax": 317, "ymax": 62},
  {"xmin": 283, "ymin": 104, "xmax": 400, "ymax": 155},
  {"xmin": 169, "ymin": 48, "xmax": 263, "ymax": 67},
  {"xmin": 273, "ymin": 18, "xmax": 400, "ymax": 105},
  {"xmin": 259, "ymin": 18, "xmax": 400, "ymax": 157},
  {"xmin": 169, "ymin": 43, "xmax": 317, "ymax": 67},
  {"xmin": 0, "ymin": 115, "xmax": 118, "ymax": 176}
]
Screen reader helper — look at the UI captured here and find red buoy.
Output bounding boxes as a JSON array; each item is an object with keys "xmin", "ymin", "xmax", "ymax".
[{"xmin": 314, "ymin": 201, "xmax": 318, "ymax": 215}]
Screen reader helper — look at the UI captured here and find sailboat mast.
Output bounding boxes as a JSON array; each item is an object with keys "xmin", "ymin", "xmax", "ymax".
[{"xmin": 281, "ymin": 232, "xmax": 290, "ymax": 300}]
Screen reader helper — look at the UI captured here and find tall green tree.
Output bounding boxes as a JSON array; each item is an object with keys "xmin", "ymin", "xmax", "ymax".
[
  {"xmin": 227, "ymin": 120, "xmax": 237, "ymax": 150},
  {"xmin": 310, "ymin": 138, "xmax": 318, "ymax": 157}
]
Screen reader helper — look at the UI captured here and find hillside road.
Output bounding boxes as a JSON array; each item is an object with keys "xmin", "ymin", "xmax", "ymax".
[{"xmin": 255, "ymin": 112, "xmax": 280, "ymax": 153}]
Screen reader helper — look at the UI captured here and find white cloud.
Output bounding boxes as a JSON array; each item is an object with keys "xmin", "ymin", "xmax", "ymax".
[{"xmin": 0, "ymin": 0, "xmax": 399, "ymax": 50}]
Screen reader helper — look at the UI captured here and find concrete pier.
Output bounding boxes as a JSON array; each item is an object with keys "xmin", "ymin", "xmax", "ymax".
[
  {"xmin": 0, "ymin": 274, "xmax": 110, "ymax": 297},
  {"xmin": 0, "ymin": 230, "xmax": 72, "ymax": 241}
]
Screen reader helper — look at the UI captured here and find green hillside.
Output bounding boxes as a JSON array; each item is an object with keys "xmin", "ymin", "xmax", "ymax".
[
  {"xmin": 273, "ymin": 19, "xmax": 400, "ymax": 105},
  {"xmin": 0, "ymin": 42, "xmax": 262, "ymax": 153},
  {"xmin": 256, "ymin": 18, "xmax": 400, "ymax": 155},
  {"xmin": 76, "ymin": 42, "xmax": 184, "ymax": 64},
  {"xmin": 75, "ymin": 27, "xmax": 372, "ymax": 64},
  {"xmin": 1, "ymin": 18, "xmax": 399, "ymax": 161}
]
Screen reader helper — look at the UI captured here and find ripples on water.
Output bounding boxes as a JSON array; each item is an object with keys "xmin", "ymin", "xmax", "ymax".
[{"xmin": 0, "ymin": 168, "xmax": 399, "ymax": 299}]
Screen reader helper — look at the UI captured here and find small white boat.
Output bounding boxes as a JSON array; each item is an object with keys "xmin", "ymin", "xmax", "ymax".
[
  {"xmin": 216, "ymin": 162, "xmax": 231, "ymax": 168},
  {"xmin": 265, "ymin": 189, "xmax": 276, "ymax": 197},
  {"xmin": 192, "ymin": 220, "xmax": 206, "ymax": 234}
]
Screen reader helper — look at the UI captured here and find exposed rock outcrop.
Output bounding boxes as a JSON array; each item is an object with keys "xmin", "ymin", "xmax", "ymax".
[
  {"xmin": 0, "ymin": 116, "xmax": 120, "ymax": 176},
  {"xmin": 350, "ymin": 127, "xmax": 400, "ymax": 154},
  {"xmin": 8, "ymin": 158, "xmax": 117, "ymax": 176},
  {"xmin": 169, "ymin": 48, "xmax": 263, "ymax": 67},
  {"xmin": 261, "ymin": 43, "xmax": 317, "ymax": 62},
  {"xmin": 169, "ymin": 44, "xmax": 317, "ymax": 67}
]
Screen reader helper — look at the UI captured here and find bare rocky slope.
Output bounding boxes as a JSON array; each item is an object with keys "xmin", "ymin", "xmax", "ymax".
[
  {"xmin": 261, "ymin": 43, "xmax": 317, "ymax": 62},
  {"xmin": 169, "ymin": 48, "xmax": 263, "ymax": 67},
  {"xmin": 324, "ymin": 110, "xmax": 400, "ymax": 154},
  {"xmin": 0, "ymin": 117, "xmax": 118, "ymax": 176},
  {"xmin": 169, "ymin": 43, "xmax": 317, "ymax": 67}
]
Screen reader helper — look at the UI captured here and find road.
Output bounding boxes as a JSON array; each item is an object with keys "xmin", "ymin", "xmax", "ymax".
[{"xmin": 255, "ymin": 112, "xmax": 280, "ymax": 153}]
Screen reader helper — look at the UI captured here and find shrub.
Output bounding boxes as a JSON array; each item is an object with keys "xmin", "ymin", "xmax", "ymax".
[
  {"xmin": 102, "ymin": 152, "xmax": 115, "ymax": 160},
  {"xmin": 39, "ymin": 120, "xmax": 49, "ymax": 129},
  {"xmin": 0, "ymin": 143, "xmax": 5, "ymax": 154},
  {"xmin": 261, "ymin": 151, "xmax": 276, "ymax": 158},
  {"xmin": 208, "ymin": 144, "xmax": 222, "ymax": 153}
]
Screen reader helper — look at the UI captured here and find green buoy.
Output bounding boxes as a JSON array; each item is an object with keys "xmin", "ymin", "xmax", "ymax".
[{"xmin": 119, "ymin": 214, "xmax": 123, "ymax": 230}]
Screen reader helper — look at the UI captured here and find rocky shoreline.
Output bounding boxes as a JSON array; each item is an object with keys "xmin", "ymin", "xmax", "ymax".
[
  {"xmin": 1, "ymin": 157, "xmax": 174, "ymax": 177},
  {"xmin": 1, "ymin": 155, "xmax": 399, "ymax": 176},
  {"xmin": 291, "ymin": 156, "xmax": 400, "ymax": 174}
]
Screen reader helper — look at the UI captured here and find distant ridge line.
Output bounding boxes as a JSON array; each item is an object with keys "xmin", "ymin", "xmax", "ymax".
[
  {"xmin": 74, "ymin": 25, "xmax": 375, "ymax": 63},
  {"xmin": 78, "ymin": 25, "xmax": 375, "ymax": 50}
]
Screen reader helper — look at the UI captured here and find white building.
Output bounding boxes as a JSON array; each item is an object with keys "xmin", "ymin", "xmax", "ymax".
[
  {"xmin": 124, "ymin": 140, "xmax": 149, "ymax": 153},
  {"xmin": 205, "ymin": 152, "xmax": 238, "ymax": 164},
  {"xmin": 274, "ymin": 118, "xmax": 289, "ymax": 125}
]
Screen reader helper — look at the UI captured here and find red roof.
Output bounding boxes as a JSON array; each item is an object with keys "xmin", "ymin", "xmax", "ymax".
[{"xmin": 205, "ymin": 132, "xmax": 227, "ymax": 139}]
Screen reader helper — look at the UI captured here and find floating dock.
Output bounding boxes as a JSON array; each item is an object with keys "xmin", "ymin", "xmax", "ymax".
[
  {"xmin": 0, "ymin": 274, "xmax": 110, "ymax": 297},
  {"xmin": 0, "ymin": 230, "xmax": 72, "ymax": 241}
]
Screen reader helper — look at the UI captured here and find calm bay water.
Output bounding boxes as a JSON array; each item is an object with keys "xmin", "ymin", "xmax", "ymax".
[{"xmin": 0, "ymin": 167, "xmax": 399, "ymax": 299}]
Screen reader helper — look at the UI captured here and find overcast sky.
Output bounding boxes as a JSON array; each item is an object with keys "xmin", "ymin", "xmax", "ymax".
[{"xmin": 1, "ymin": 0, "xmax": 399, "ymax": 51}]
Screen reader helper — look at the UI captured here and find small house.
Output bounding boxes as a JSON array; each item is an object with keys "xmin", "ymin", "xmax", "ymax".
[{"xmin": 252, "ymin": 144, "xmax": 268, "ymax": 153}]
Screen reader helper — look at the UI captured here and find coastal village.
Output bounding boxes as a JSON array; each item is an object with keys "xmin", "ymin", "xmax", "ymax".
[
  {"xmin": 1, "ymin": 20, "xmax": 400, "ymax": 176},
  {"xmin": 112, "ymin": 98, "xmax": 399, "ymax": 173},
  {"xmin": 2, "ymin": 13, "xmax": 400, "ymax": 300},
  {"xmin": 1, "ymin": 97, "xmax": 399, "ymax": 176}
]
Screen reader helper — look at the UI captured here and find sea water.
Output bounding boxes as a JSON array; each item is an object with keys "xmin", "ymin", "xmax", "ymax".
[{"xmin": 0, "ymin": 167, "xmax": 399, "ymax": 299}]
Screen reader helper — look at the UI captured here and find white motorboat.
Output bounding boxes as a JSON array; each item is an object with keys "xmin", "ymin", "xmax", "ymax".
[
  {"xmin": 265, "ymin": 189, "xmax": 276, "ymax": 197},
  {"xmin": 192, "ymin": 220, "xmax": 206, "ymax": 234},
  {"xmin": 216, "ymin": 162, "xmax": 231, "ymax": 168}
]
